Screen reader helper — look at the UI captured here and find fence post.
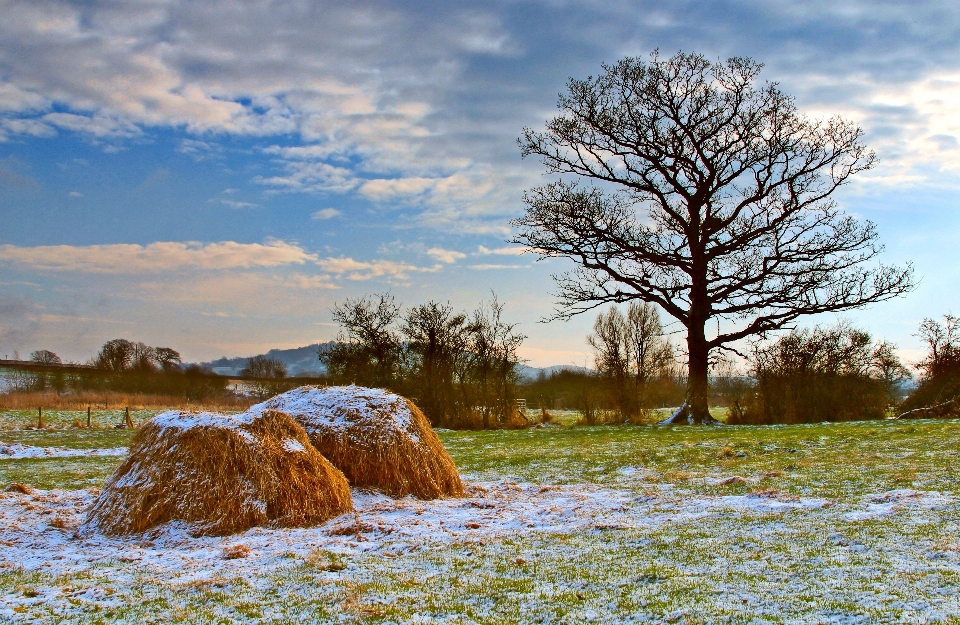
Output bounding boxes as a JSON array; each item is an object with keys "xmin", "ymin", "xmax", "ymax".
[
  {"xmin": 37, "ymin": 407, "xmax": 43, "ymax": 429},
  {"xmin": 87, "ymin": 406, "xmax": 91, "ymax": 428}
]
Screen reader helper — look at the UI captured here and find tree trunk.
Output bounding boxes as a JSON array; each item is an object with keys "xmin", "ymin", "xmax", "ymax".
[{"xmin": 658, "ymin": 318, "xmax": 721, "ymax": 425}]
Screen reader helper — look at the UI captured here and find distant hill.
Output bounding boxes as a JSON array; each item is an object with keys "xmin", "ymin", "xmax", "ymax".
[
  {"xmin": 198, "ymin": 342, "xmax": 335, "ymax": 377},
  {"xmin": 516, "ymin": 364, "xmax": 594, "ymax": 382},
  {"xmin": 197, "ymin": 343, "xmax": 592, "ymax": 380}
]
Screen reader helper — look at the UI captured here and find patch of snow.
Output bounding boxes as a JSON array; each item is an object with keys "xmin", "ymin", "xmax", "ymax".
[
  {"xmin": 843, "ymin": 489, "xmax": 952, "ymax": 521},
  {"xmin": 281, "ymin": 438, "xmax": 306, "ymax": 453},
  {"xmin": 0, "ymin": 442, "xmax": 127, "ymax": 459},
  {"xmin": 0, "ymin": 481, "xmax": 829, "ymax": 581},
  {"xmin": 1, "ymin": 481, "xmax": 957, "ymax": 621},
  {"xmin": 702, "ymin": 493, "xmax": 830, "ymax": 512}
]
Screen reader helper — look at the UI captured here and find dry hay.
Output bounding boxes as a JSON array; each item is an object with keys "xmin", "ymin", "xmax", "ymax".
[
  {"xmin": 80, "ymin": 409, "xmax": 352, "ymax": 537},
  {"xmin": 249, "ymin": 386, "xmax": 464, "ymax": 499}
]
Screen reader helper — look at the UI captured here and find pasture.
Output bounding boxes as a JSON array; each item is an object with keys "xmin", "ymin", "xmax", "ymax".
[{"xmin": 1, "ymin": 413, "xmax": 959, "ymax": 623}]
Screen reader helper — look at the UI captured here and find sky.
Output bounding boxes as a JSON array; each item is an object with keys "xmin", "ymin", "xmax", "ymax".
[{"xmin": 1, "ymin": 0, "xmax": 960, "ymax": 368}]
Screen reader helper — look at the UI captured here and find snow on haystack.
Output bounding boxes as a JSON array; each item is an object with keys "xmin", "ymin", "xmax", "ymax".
[
  {"xmin": 249, "ymin": 385, "xmax": 464, "ymax": 499},
  {"xmin": 79, "ymin": 409, "xmax": 352, "ymax": 537}
]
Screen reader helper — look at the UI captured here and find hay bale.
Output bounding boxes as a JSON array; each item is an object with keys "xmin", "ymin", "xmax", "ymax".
[
  {"xmin": 80, "ymin": 409, "xmax": 352, "ymax": 537},
  {"xmin": 249, "ymin": 386, "xmax": 464, "ymax": 499}
]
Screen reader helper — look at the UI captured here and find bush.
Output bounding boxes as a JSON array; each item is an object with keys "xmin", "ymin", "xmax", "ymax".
[
  {"xmin": 900, "ymin": 315, "xmax": 960, "ymax": 415},
  {"xmin": 321, "ymin": 293, "xmax": 524, "ymax": 429},
  {"xmin": 732, "ymin": 323, "xmax": 909, "ymax": 424}
]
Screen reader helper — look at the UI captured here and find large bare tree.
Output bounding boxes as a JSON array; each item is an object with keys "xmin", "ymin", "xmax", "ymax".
[{"xmin": 514, "ymin": 51, "xmax": 914, "ymax": 423}]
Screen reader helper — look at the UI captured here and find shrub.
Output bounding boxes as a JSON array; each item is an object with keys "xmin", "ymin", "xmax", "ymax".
[
  {"xmin": 733, "ymin": 323, "xmax": 909, "ymax": 424},
  {"xmin": 900, "ymin": 315, "xmax": 960, "ymax": 415}
]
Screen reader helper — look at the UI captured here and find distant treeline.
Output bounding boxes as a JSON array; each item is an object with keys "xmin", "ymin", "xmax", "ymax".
[
  {"xmin": 7, "ymin": 340, "xmax": 230, "ymax": 402},
  {"xmin": 8, "ymin": 303, "xmax": 960, "ymax": 427},
  {"xmin": 524, "ymin": 305, "xmax": 953, "ymax": 426}
]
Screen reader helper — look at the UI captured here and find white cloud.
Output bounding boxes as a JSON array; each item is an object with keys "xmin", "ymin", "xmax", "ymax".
[
  {"xmin": 0, "ymin": 240, "xmax": 317, "ymax": 273},
  {"xmin": 68, "ymin": 191, "xmax": 82, "ymax": 197},
  {"xmin": 42, "ymin": 113, "xmax": 141, "ymax": 139},
  {"xmin": 0, "ymin": 0, "xmax": 532, "ymax": 230},
  {"xmin": 316, "ymin": 257, "xmax": 440, "ymax": 281},
  {"xmin": 256, "ymin": 162, "xmax": 358, "ymax": 193},
  {"xmin": 1, "ymin": 0, "xmax": 960, "ymax": 233},
  {"xmin": 469, "ymin": 263, "xmax": 526, "ymax": 270},
  {"xmin": 477, "ymin": 245, "xmax": 528, "ymax": 256},
  {"xmin": 311, "ymin": 208, "xmax": 341, "ymax": 220},
  {"xmin": 220, "ymin": 199, "xmax": 260, "ymax": 209},
  {"xmin": 427, "ymin": 247, "xmax": 466, "ymax": 263},
  {"xmin": 359, "ymin": 177, "xmax": 436, "ymax": 201},
  {"xmin": 0, "ymin": 83, "xmax": 47, "ymax": 113},
  {"xmin": 283, "ymin": 274, "xmax": 340, "ymax": 290},
  {"xmin": 1, "ymin": 118, "xmax": 56, "ymax": 138}
]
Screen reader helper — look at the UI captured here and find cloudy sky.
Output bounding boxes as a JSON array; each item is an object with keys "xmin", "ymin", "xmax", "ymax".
[{"xmin": 2, "ymin": 0, "xmax": 960, "ymax": 367}]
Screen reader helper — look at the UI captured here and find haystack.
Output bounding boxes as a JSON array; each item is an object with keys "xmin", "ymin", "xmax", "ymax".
[
  {"xmin": 249, "ymin": 386, "xmax": 464, "ymax": 499},
  {"xmin": 80, "ymin": 409, "xmax": 352, "ymax": 537}
]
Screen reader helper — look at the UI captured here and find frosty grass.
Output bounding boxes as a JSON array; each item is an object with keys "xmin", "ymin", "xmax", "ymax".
[{"xmin": 1, "ymin": 413, "xmax": 959, "ymax": 624}]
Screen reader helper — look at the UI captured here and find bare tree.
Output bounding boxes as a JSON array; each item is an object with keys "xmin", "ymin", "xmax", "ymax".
[
  {"xmin": 322, "ymin": 292, "xmax": 525, "ymax": 428},
  {"xmin": 27, "ymin": 349, "xmax": 63, "ymax": 392},
  {"xmin": 154, "ymin": 347, "xmax": 183, "ymax": 372},
  {"xmin": 94, "ymin": 339, "xmax": 136, "ymax": 372},
  {"xmin": 916, "ymin": 315, "xmax": 960, "ymax": 379},
  {"xmin": 401, "ymin": 301, "xmax": 470, "ymax": 427},
  {"xmin": 322, "ymin": 293, "xmax": 404, "ymax": 388},
  {"xmin": 588, "ymin": 306, "xmax": 631, "ymax": 385},
  {"xmin": 742, "ymin": 323, "xmax": 910, "ymax": 423},
  {"xmin": 464, "ymin": 295, "xmax": 526, "ymax": 429},
  {"xmin": 514, "ymin": 51, "xmax": 914, "ymax": 423},
  {"xmin": 241, "ymin": 355, "xmax": 288, "ymax": 400},
  {"xmin": 241, "ymin": 355, "xmax": 287, "ymax": 379},
  {"xmin": 588, "ymin": 302, "xmax": 674, "ymax": 419},
  {"xmin": 131, "ymin": 342, "xmax": 158, "ymax": 372},
  {"xmin": 898, "ymin": 315, "xmax": 960, "ymax": 417},
  {"xmin": 625, "ymin": 302, "xmax": 675, "ymax": 388},
  {"xmin": 30, "ymin": 350, "xmax": 62, "ymax": 365}
]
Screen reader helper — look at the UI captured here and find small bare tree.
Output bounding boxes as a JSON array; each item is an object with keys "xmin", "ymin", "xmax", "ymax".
[
  {"xmin": 402, "ymin": 301, "xmax": 470, "ymax": 427},
  {"xmin": 514, "ymin": 51, "xmax": 914, "ymax": 423},
  {"xmin": 131, "ymin": 342, "xmax": 158, "ymax": 372},
  {"xmin": 154, "ymin": 347, "xmax": 183, "ymax": 372},
  {"xmin": 322, "ymin": 293, "xmax": 404, "ymax": 389},
  {"xmin": 899, "ymin": 315, "xmax": 960, "ymax": 416},
  {"xmin": 742, "ymin": 323, "xmax": 909, "ymax": 423},
  {"xmin": 588, "ymin": 301, "xmax": 674, "ymax": 419},
  {"xmin": 30, "ymin": 350, "xmax": 62, "ymax": 365},
  {"xmin": 27, "ymin": 349, "xmax": 64, "ymax": 392},
  {"xmin": 464, "ymin": 296, "xmax": 526, "ymax": 429},
  {"xmin": 916, "ymin": 315, "xmax": 960, "ymax": 379},
  {"xmin": 241, "ymin": 355, "xmax": 288, "ymax": 400}
]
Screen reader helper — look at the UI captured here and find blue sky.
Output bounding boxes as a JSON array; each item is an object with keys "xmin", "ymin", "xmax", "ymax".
[{"xmin": 1, "ymin": 0, "xmax": 959, "ymax": 367}]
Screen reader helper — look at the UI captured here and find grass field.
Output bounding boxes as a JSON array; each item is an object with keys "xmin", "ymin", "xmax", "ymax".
[{"xmin": 1, "ymin": 412, "xmax": 959, "ymax": 623}]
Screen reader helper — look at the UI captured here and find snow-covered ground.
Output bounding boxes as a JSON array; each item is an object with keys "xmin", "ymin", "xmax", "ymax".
[
  {"xmin": 0, "ymin": 478, "xmax": 957, "ymax": 623},
  {"xmin": 0, "ymin": 442, "xmax": 127, "ymax": 460}
]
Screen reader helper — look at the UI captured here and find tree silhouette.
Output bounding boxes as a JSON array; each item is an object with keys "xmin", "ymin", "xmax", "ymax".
[{"xmin": 514, "ymin": 51, "xmax": 914, "ymax": 423}]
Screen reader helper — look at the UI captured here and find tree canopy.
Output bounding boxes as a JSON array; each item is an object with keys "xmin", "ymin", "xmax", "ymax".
[{"xmin": 514, "ymin": 51, "xmax": 914, "ymax": 423}]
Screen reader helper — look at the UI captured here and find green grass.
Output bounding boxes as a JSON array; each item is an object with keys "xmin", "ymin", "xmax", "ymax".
[
  {"xmin": 2, "ymin": 416, "xmax": 960, "ymax": 622},
  {"xmin": 0, "ymin": 409, "xmax": 164, "ymax": 431},
  {"xmin": 0, "ymin": 456, "xmax": 127, "ymax": 490},
  {"xmin": 446, "ymin": 418, "xmax": 960, "ymax": 500}
]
